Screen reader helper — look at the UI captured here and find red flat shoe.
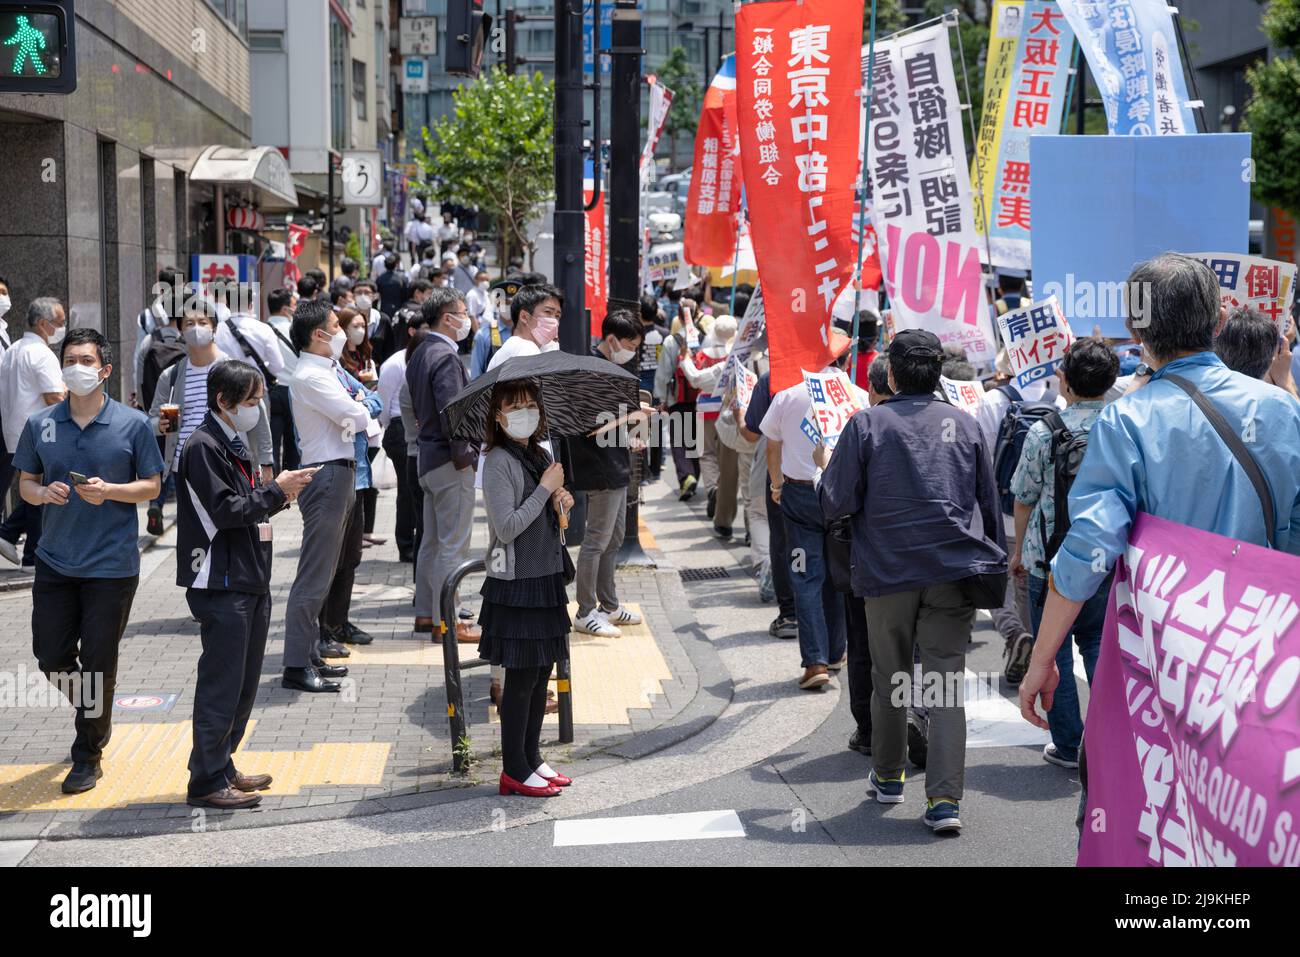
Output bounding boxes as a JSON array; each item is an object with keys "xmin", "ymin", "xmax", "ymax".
[
  {"xmin": 498, "ymin": 772, "xmax": 560, "ymax": 798},
  {"xmin": 541, "ymin": 771, "xmax": 572, "ymax": 787}
]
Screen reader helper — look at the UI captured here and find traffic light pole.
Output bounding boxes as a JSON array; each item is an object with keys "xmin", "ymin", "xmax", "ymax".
[
  {"xmin": 608, "ymin": 0, "xmax": 653, "ymax": 568},
  {"xmin": 555, "ymin": 2, "xmax": 586, "ymax": 356}
]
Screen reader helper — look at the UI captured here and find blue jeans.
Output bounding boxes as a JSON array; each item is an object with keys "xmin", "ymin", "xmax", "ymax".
[
  {"xmin": 1027, "ymin": 572, "xmax": 1111, "ymax": 761},
  {"xmin": 779, "ymin": 481, "xmax": 845, "ymax": 669}
]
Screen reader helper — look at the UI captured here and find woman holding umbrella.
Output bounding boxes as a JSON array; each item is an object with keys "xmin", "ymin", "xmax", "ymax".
[{"xmin": 479, "ymin": 378, "xmax": 576, "ymax": 798}]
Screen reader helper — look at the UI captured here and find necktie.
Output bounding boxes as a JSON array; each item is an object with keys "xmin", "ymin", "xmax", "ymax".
[{"xmin": 230, "ymin": 434, "xmax": 248, "ymax": 459}]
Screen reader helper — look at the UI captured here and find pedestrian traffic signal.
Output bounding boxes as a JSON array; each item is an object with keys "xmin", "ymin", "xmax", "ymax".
[
  {"xmin": 445, "ymin": 0, "xmax": 491, "ymax": 78},
  {"xmin": 0, "ymin": 0, "xmax": 76, "ymax": 94}
]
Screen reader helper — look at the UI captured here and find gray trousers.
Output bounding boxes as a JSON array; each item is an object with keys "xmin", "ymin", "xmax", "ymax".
[
  {"xmin": 283, "ymin": 462, "xmax": 356, "ymax": 669},
  {"xmin": 415, "ymin": 461, "xmax": 476, "ymax": 621},
  {"xmin": 991, "ymin": 514, "xmax": 1030, "ymax": 643},
  {"xmin": 865, "ymin": 581, "xmax": 975, "ymax": 801},
  {"xmin": 576, "ymin": 487, "xmax": 627, "ymax": 618}
]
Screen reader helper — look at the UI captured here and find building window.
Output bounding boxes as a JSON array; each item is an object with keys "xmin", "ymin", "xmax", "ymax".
[
  {"xmin": 248, "ymin": 31, "xmax": 284, "ymax": 52},
  {"xmin": 647, "ymin": 27, "xmax": 668, "ymax": 58},
  {"xmin": 353, "ymin": 59, "xmax": 367, "ymax": 122},
  {"xmin": 330, "ymin": 16, "xmax": 348, "ymax": 150}
]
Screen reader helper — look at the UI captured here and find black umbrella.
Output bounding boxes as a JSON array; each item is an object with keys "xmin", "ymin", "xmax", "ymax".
[{"xmin": 445, "ymin": 350, "xmax": 641, "ymax": 442}]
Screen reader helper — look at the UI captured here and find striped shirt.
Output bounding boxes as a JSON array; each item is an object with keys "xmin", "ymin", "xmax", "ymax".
[{"xmin": 173, "ymin": 359, "xmax": 216, "ymax": 469}]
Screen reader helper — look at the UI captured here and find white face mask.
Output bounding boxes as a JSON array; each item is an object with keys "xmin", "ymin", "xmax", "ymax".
[
  {"xmin": 611, "ymin": 342, "xmax": 637, "ymax": 365},
  {"xmin": 451, "ymin": 314, "xmax": 472, "ymax": 342},
  {"xmin": 183, "ymin": 325, "xmax": 214, "ymax": 347},
  {"xmin": 502, "ymin": 408, "xmax": 539, "ymax": 440},
  {"xmin": 225, "ymin": 402, "xmax": 261, "ymax": 434},
  {"xmin": 355, "ymin": 295, "xmax": 373, "ymax": 312},
  {"xmin": 62, "ymin": 363, "xmax": 103, "ymax": 397},
  {"xmin": 0, "ymin": 295, "xmax": 9, "ymax": 319},
  {"xmin": 477, "ymin": 281, "xmax": 489, "ymax": 292},
  {"xmin": 322, "ymin": 328, "xmax": 347, "ymax": 360},
  {"xmin": 347, "ymin": 326, "xmax": 366, "ymax": 347},
  {"xmin": 46, "ymin": 322, "xmax": 66, "ymax": 346}
]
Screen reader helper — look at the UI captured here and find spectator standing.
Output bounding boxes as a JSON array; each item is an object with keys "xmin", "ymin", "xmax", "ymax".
[
  {"xmin": 0, "ymin": 298, "xmax": 68, "ymax": 566},
  {"xmin": 264, "ymin": 287, "xmax": 301, "ymax": 471},
  {"xmin": 16, "ymin": 329, "xmax": 164, "ymax": 794}
]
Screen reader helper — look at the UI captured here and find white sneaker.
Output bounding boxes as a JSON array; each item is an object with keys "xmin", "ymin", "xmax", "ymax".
[
  {"xmin": 600, "ymin": 605, "xmax": 641, "ymax": 626},
  {"xmin": 0, "ymin": 538, "xmax": 18, "ymax": 566},
  {"xmin": 574, "ymin": 613, "xmax": 622, "ymax": 638}
]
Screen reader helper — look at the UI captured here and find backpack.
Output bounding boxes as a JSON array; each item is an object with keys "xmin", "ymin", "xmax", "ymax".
[
  {"xmin": 992, "ymin": 384, "xmax": 1059, "ymax": 516},
  {"xmin": 1037, "ymin": 409, "xmax": 1091, "ymax": 575},
  {"xmin": 140, "ymin": 327, "xmax": 186, "ymax": 410}
]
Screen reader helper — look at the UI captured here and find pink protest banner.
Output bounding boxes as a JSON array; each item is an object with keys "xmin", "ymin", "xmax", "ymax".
[{"xmin": 1079, "ymin": 513, "xmax": 1300, "ymax": 867}]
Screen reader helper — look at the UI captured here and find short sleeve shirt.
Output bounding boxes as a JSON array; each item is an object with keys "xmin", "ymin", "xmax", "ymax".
[
  {"xmin": 0, "ymin": 333, "xmax": 64, "ymax": 452},
  {"xmin": 1009, "ymin": 400, "xmax": 1104, "ymax": 577},
  {"xmin": 13, "ymin": 397, "xmax": 166, "ymax": 578}
]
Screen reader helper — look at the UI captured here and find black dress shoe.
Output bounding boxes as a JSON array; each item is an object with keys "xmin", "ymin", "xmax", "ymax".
[
  {"xmin": 310, "ymin": 658, "xmax": 349, "ymax": 679},
  {"xmin": 706, "ymin": 486, "xmax": 717, "ymax": 519},
  {"xmin": 713, "ymin": 525, "xmax": 733, "ymax": 540},
  {"xmin": 847, "ymin": 729, "xmax": 872, "ymax": 756},
  {"xmin": 339, "ymin": 621, "xmax": 374, "ymax": 645},
  {"xmin": 62, "ymin": 762, "xmax": 102, "ymax": 794},
  {"xmin": 317, "ymin": 636, "xmax": 351, "ymax": 659},
  {"xmin": 282, "ymin": 666, "xmax": 342, "ymax": 693}
]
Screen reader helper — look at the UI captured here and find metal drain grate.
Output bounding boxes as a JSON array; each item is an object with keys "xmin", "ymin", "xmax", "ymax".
[{"xmin": 679, "ymin": 566, "xmax": 732, "ymax": 583}]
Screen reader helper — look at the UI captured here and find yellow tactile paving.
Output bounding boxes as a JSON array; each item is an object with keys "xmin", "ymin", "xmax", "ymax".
[
  {"xmin": 344, "ymin": 638, "xmax": 445, "ymax": 666},
  {"xmin": 0, "ymin": 721, "xmax": 390, "ymax": 811},
  {"xmin": 637, "ymin": 516, "xmax": 659, "ymax": 550},
  {"xmin": 489, "ymin": 602, "xmax": 673, "ymax": 726}
]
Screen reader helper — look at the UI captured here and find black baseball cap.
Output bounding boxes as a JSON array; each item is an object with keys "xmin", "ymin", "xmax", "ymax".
[{"xmin": 888, "ymin": 328, "xmax": 943, "ymax": 363}]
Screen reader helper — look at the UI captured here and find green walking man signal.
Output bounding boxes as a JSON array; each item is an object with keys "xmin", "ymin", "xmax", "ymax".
[
  {"xmin": 0, "ymin": 1, "xmax": 77, "ymax": 94},
  {"xmin": 4, "ymin": 15, "xmax": 48, "ymax": 74}
]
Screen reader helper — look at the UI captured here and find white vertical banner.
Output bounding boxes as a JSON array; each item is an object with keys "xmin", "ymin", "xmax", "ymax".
[
  {"xmin": 866, "ymin": 25, "xmax": 996, "ymax": 363},
  {"xmin": 641, "ymin": 81, "xmax": 676, "ymax": 186}
]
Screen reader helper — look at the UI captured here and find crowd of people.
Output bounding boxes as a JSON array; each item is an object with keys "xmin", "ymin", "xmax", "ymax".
[{"xmin": 4, "ymin": 235, "xmax": 1299, "ymax": 830}]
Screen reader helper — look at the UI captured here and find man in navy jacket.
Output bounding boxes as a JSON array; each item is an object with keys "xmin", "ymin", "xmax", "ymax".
[{"xmin": 820, "ymin": 329, "xmax": 1005, "ymax": 834}]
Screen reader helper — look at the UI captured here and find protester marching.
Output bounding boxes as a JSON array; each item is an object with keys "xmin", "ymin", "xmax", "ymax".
[{"xmin": 2, "ymin": 0, "xmax": 1300, "ymax": 908}]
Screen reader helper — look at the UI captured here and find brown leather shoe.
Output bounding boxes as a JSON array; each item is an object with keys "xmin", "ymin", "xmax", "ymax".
[
  {"xmin": 414, "ymin": 617, "xmax": 435, "ymax": 634},
  {"xmin": 798, "ymin": 665, "xmax": 831, "ymax": 690},
  {"xmin": 230, "ymin": 772, "xmax": 272, "ymax": 792},
  {"xmin": 186, "ymin": 787, "xmax": 263, "ymax": 809},
  {"xmin": 455, "ymin": 620, "xmax": 482, "ymax": 644}
]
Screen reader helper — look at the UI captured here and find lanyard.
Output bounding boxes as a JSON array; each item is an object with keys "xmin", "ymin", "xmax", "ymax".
[{"xmin": 233, "ymin": 457, "xmax": 254, "ymax": 489}]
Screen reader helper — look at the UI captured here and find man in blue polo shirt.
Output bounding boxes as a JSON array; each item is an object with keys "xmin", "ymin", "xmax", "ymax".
[{"xmin": 13, "ymin": 328, "xmax": 164, "ymax": 795}]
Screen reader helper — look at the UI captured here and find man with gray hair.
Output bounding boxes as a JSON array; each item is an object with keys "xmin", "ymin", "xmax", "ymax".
[
  {"xmin": 1214, "ymin": 305, "xmax": 1298, "ymax": 397},
  {"xmin": 1021, "ymin": 253, "xmax": 1300, "ymax": 755},
  {"xmin": 0, "ymin": 297, "xmax": 67, "ymax": 565}
]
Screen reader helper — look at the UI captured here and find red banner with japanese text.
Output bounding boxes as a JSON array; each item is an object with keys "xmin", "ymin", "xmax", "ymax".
[
  {"xmin": 737, "ymin": 0, "xmax": 864, "ymax": 393},
  {"xmin": 584, "ymin": 177, "xmax": 608, "ymax": 336},
  {"xmin": 684, "ymin": 56, "xmax": 743, "ymax": 268}
]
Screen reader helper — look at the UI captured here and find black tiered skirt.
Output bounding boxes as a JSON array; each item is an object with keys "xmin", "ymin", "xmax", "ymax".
[{"xmin": 476, "ymin": 571, "xmax": 571, "ymax": 669}]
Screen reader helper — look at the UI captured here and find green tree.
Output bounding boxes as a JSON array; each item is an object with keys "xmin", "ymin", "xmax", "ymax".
[
  {"xmin": 653, "ymin": 45, "xmax": 703, "ymax": 169},
  {"xmin": 1246, "ymin": 0, "xmax": 1300, "ymax": 217},
  {"xmin": 865, "ymin": 0, "xmax": 911, "ymax": 38},
  {"xmin": 414, "ymin": 67, "xmax": 554, "ymax": 273}
]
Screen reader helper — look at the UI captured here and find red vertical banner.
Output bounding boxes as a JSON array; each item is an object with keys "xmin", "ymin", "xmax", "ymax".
[
  {"xmin": 737, "ymin": 0, "xmax": 863, "ymax": 393},
  {"xmin": 584, "ymin": 178, "xmax": 608, "ymax": 336},
  {"xmin": 684, "ymin": 56, "xmax": 743, "ymax": 267}
]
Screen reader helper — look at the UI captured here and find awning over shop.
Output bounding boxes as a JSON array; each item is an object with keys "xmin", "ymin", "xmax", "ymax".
[{"xmin": 189, "ymin": 145, "xmax": 298, "ymax": 210}]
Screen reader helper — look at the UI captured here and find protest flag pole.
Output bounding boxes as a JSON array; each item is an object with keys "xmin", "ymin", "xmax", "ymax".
[
  {"xmin": 1170, "ymin": 10, "xmax": 1208, "ymax": 134},
  {"xmin": 1062, "ymin": 41, "xmax": 1081, "ymax": 134},
  {"xmin": 950, "ymin": 9, "xmax": 997, "ymax": 309},
  {"xmin": 848, "ymin": 0, "xmax": 878, "ymax": 386}
]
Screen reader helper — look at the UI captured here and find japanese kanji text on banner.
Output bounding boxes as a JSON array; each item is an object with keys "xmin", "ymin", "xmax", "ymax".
[
  {"xmin": 684, "ymin": 55, "xmax": 743, "ymax": 267},
  {"xmin": 1190, "ymin": 252, "xmax": 1298, "ymax": 332},
  {"xmin": 972, "ymin": 2, "xmax": 1076, "ymax": 271},
  {"xmin": 867, "ymin": 24, "xmax": 997, "ymax": 365},
  {"xmin": 1057, "ymin": 0, "xmax": 1198, "ymax": 136},
  {"xmin": 1079, "ymin": 513, "xmax": 1300, "ymax": 867},
  {"xmin": 737, "ymin": 0, "xmax": 864, "ymax": 394},
  {"xmin": 995, "ymin": 295, "xmax": 1076, "ymax": 389}
]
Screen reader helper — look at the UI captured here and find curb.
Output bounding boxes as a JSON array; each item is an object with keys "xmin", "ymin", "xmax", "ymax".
[{"xmin": 2, "ymin": 525, "xmax": 735, "ymax": 842}]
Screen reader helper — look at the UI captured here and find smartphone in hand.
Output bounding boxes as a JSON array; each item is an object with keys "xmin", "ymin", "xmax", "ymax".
[{"xmin": 69, "ymin": 471, "xmax": 89, "ymax": 486}]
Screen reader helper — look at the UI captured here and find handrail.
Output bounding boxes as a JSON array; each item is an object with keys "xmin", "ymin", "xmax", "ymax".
[{"xmin": 438, "ymin": 557, "xmax": 575, "ymax": 773}]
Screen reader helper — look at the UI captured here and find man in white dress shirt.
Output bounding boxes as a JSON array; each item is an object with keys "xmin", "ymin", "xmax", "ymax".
[
  {"xmin": 281, "ymin": 298, "xmax": 374, "ymax": 694},
  {"xmin": 0, "ymin": 298, "xmax": 67, "ymax": 566}
]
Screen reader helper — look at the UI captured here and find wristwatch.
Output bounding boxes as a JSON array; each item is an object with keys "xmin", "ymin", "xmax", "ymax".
[{"xmin": 1135, "ymin": 362, "xmax": 1152, "ymax": 378}]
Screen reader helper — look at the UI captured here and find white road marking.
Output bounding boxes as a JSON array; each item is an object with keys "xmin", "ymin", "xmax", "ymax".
[
  {"xmin": 553, "ymin": 809, "xmax": 745, "ymax": 847},
  {"xmin": 963, "ymin": 671, "xmax": 1051, "ymax": 749},
  {"xmin": 0, "ymin": 840, "xmax": 38, "ymax": 867}
]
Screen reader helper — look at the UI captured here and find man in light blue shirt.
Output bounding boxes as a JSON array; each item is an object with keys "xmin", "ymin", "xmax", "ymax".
[{"xmin": 1020, "ymin": 253, "xmax": 1300, "ymax": 727}]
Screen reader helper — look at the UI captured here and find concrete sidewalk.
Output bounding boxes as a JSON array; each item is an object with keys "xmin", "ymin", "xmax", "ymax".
[{"xmin": 0, "ymin": 477, "xmax": 727, "ymax": 839}]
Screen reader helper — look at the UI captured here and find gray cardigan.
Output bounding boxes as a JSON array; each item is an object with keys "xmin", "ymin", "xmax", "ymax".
[
  {"xmin": 148, "ymin": 355, "xmax": 273, "ymax": 479},
  {"xmin": 481, "ymin": 445, "xmax": 565, "ymax": 581}
]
